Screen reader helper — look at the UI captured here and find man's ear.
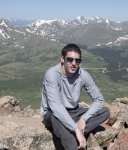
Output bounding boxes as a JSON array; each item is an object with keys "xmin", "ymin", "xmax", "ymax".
[{"xmin": 61, "ymin": 56, "xmax": 64, "ymax": 64}]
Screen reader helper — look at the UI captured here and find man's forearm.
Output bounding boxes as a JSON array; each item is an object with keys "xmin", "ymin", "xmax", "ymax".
[
  {"xmin": 75, "ymin": 120, "xmax": 86, "ymax": 149},
  {"xmin": 82, "ymin": 101, "xmax": 104, "ymax": 122}
]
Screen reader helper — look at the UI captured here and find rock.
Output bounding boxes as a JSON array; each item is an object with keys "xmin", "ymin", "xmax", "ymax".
[
  {"xmin": 108, "ymin": 129, "xmax": 128, "ymax": 150},
  {"xmin": 0, "ymin": 96, "xmax": 128, "ymax": 150},
  {"xmin": 115, "ymin": 102, "xmax": 128, "ymax": 127},
  {"xmin": 87, "ymin": 133, "xmax": 102, "ymax": 150},
  {"xmin": 0, "ymin": 96, "xmax": 21, "ymax": 114},
  {"xmin": 112, "ymin": 120, "xmax": 124, "ymax": 129},
  {"xmin": 0, "ymin": 96, "xmax": 19, "ymax": 107},
  {"xmin": 21, "ymin": 105, "xmax": 35, "ymax": 117},
  {"xmin": 106, "ymin": 100, "xmax": 128, "ymax": 127},
  {"xmin": 115, "ymin": 97, "xmax": 128, "ymax": 104},
  {"xmin": 0, "ymin": 115, "xmax": 54, "ymax": 150},
  {"xmin": 0, "ymin": 133, "xmax": 54, "ymax": 150},
  {"xmin": 95, "ymin": 128, "xmax": 119, "ymax": 148},
  {"xmin": 105, "ymin": 102, "xmax": 120, "ymax": 126},
  {"xmin": 0, "ymin": 95, "xmax": 54, "ymax": 150}
]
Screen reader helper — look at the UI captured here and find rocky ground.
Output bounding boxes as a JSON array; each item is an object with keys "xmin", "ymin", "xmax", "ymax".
[
  {"xmin": 0, "ymin": 96, "xmax": 54, "ymax": 150},
  {"xmin": 0, "ymin": 96, "xmax": 128, "ymax": 150}
]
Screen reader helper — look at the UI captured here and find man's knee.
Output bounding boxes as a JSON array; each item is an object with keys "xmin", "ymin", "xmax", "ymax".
[{"xmin": 102, "ymin": 107, "xmax": 110, "ymax": 120}]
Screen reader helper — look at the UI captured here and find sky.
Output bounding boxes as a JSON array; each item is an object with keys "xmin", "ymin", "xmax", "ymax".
[{"xmin": 0, "ymin": 0, "xmax": 128, "ymax": 21}]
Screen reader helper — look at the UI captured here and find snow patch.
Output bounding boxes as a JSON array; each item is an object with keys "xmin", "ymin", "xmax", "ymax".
[
  {"xmin": 0, "ymin": 20, "xmax": 8, "ymax": 28},
  {"xmin": 14, "ymin": 29, "xmax": 26, "ymax": 35},
  {"xmin": 0, "ymin": 29, "xmax": 10, "ymax": 39}
]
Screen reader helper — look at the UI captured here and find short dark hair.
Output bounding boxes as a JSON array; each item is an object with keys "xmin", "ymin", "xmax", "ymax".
[{"xmin": 61, "ymin": 43, "xmax": 81, "ymax": 58}]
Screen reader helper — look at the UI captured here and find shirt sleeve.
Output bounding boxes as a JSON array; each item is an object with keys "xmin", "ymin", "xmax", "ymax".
[
  {"xmin": 81, "ymin": 70, "xmax": 104, "ymax": 122},
  {"xmin": 42, "ymin": 70, "xmax": 77, "ymax": 131}
]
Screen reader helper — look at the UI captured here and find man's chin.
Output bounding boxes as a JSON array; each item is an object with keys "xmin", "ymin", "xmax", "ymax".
[
  {"xmin": 69, "ymin": 69, "xmax": 77, "ymax": 74},
  {"xmin": 66, "ymin": 68, "xmax": 78, "ymax": 76}
]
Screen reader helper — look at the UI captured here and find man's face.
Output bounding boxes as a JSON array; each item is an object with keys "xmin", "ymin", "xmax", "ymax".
[{"xmin": 61, "ymin": 51, "xmax": 81, "ymax": 75}]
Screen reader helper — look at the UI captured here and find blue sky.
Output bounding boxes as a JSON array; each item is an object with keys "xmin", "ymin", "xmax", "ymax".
[{"xmin": 0, "ymin": 0, "xmax": 128, "ymax": 21}]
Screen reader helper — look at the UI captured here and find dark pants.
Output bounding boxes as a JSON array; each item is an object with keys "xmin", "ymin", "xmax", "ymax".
[{"xmin": 43, "ymin": 106, "xmax": 110, "ymax": 150}]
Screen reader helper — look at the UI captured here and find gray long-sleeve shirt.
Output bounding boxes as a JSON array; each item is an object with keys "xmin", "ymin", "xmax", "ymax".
[{"xmin": 41, "ymin": 63, "xmax": 104, "ymax": 131}]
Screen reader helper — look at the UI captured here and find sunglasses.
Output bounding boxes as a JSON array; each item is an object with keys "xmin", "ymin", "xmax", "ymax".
[{"xmin": 65, "ymin": 57, "xmax": 81, "ymax": 64}]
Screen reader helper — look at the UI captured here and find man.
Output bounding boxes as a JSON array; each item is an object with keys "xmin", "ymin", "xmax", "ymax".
[{"xmin": 41, "ymin": 43, "xmax": 110, "ymax": 150}]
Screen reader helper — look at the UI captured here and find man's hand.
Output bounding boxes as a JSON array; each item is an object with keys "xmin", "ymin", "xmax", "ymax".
[
  {"xmin": 77, "ymin": 118, "xmax": 86, "ymax": 134},
  {"xmin": 75, "ymin": 118, "xmax": 86, "ymax": 149},
  {"xmin": 75, "ymin": 126, "xmax": 86, "ymax": 149}
]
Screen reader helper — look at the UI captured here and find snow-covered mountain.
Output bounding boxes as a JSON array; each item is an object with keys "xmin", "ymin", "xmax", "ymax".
[
  {"xmin": 0, "ymin": 19, "xmax": 26, "ymax": 40},
  {"xmin": 0, "ymin": 19, "xmax": 11, "ymax": 39},
  {"xmin": 30, "ymin": 16, "xmax": 112, "ymax": 27},
  {"xmin": 0, "ymin": 16, "xmax": 128, "ymax": 48},
  {"xmin": 25, "ymin": 16, "xmax": 128, "ymax": 47}
]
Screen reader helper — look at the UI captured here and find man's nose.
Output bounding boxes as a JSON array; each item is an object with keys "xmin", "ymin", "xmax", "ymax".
[{"xmin": 72, "ymin": 59, "xmax": 77, "ymax": 65}]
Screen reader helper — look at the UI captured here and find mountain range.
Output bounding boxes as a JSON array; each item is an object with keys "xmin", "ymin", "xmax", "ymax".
[
  {"xmin": 0, "ymin": 16, "xmax": 128, "ymax": 106},
  {"xmin": 0, "ymin": 16, "xmax": 128, "ymax": 48}
]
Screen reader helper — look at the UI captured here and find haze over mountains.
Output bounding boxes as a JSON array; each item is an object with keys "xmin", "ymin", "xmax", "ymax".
[{"xmin": 0, "ymin": 16, "xmax": 128, "ymax": 106}]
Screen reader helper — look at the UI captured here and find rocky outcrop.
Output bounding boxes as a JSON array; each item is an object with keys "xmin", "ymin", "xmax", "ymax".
[
  {"xmin": 0, "ymin": 96, "xmax": 54, "ymax": 150},
  {"xmin": 87, "ymin": 97, "xmax": 128, "ymax": 150},
  {"xmin": 0, "ymin": 96, "xmax": 21, "ymax": 114},
  {"xmin": 0, "ymin": 96, "xmax": 128, "ymax": 150}
]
